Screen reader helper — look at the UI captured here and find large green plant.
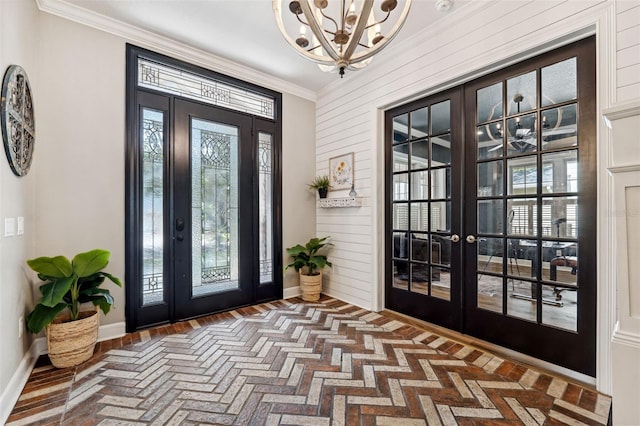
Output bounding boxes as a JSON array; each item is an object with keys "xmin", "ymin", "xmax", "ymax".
[
  {"xmin": 285, "ymin": 237, "xmax": 332, "ymax": 276},
  {"xmin": 26, "ymin": 249, "xmax": 122, "ymax": 334}
]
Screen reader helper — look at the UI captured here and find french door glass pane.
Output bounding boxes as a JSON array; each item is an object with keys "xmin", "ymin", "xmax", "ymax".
[
  {"xmin": 191, "ymin": 118, "xmax": 239, "ymax": 296},
  {"xmin": 142, "ymin": 108, "xmax": 164, "ymax": 306},
  {"xmin": 258, "ymin": 132, "xmax": 273, "ymax": 284}
]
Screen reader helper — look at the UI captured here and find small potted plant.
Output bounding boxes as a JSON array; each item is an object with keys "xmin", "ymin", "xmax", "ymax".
[
  {"xmin": 26, "ymin": 249, "xmax": 122, "ymax": 368},
  {"xmin": 308, "ymin": 175, "xmax": 331, "ymax": 199},
  {"xmin": 285, "ymin": 237, "xmax": 332, "ymax": 301}
]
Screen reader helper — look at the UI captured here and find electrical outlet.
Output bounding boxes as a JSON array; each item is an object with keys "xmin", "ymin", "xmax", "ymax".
[{"xmin": 18, "ymin": 316, "xmax": 24, "ymax": 338}]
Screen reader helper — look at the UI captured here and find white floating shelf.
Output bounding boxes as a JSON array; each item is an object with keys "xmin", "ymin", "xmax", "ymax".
[{"xmin": 318, "ymin": 197, "xmax": 362, "ymax": 208}]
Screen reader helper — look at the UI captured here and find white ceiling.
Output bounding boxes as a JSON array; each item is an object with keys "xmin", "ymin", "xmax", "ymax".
[{"xmin": 51, "ymin": 0, "xmax": 467, "ymax": 94}]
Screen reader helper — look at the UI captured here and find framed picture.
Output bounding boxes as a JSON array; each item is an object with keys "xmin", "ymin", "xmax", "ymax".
[{"xmin": 329, "ymin": 152, "xmax": 354, "ymax": 190}]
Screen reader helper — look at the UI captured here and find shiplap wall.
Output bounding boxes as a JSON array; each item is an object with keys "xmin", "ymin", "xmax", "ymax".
[
  {"xmin": 616, "ymin": 1, "xmax": 640, "ymax": 101},
  {"xmin": 314, "ymin": 0, "xmax": 616, "ymax": 311}
]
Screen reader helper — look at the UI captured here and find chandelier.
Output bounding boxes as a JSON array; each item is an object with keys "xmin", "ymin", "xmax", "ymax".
[{"xmin": 272, "ymin": 0, "xmax": 412, "ymax": 77}]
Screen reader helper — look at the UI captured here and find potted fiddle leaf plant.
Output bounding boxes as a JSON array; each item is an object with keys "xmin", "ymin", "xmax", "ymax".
[
  {"xmin": 285, "ymin": 237, "xmax": 332, "ymax": 301},
  {"xmin": 26, "ymin": 248, "xmax": 122, "ymax": 368},
  {"xmin": 308, "ymin": 175, "xmax": 331, "ymax": 199}
]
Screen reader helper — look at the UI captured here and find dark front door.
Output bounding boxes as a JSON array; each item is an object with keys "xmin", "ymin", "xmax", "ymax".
[{"xmin": 386, "ymin": 37, "xmax": 596, "ymax": 375}]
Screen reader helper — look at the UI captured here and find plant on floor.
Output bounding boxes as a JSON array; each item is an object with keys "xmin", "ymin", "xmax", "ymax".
[
  {"xmin": 285, "ymin": 236, "xmax": 332, "ymax": 276},
  {"xmin": 26, "ymin": 248, "xmax": 122, "ymax": 334}
]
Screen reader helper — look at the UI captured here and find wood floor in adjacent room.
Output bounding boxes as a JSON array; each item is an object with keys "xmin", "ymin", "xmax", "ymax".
[{"xmin": 7, "ymin": 296, "xmax": 610, "ymax": 425}]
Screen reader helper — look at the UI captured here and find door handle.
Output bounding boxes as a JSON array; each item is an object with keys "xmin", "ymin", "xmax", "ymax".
[
  {"xmin": 466, "ymin": 235, "xmax": 477, "ymax": 244},
  {"xmin": 447, "ymin": 234, "xmax": 460, "ymax": 243},
  {"xmin": 176, "ymin": 218, "xmax": 185, "ymax": 231}
]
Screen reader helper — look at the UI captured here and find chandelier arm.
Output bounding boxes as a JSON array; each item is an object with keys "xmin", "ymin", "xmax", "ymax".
[
  {"xmin": 298, "ymin": 0, "xmax": 341, "ymax": 62},
  {"xmin": 364, "ymin": 10, "xmax": 391, "ymax": 30},
  {"xmin": 319, "ymin": 9, "xmax": 339, "ymax": 33},
  {"xmin": 342, "ymin": 0, "xmax": 374, "ymax": 60}
]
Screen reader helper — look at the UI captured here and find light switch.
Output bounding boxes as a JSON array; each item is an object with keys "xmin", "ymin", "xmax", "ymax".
[
  {"xmin": 4, "ymin": 218, "xmax": 15, "ymax": 237},
  {"xmin": 17, "ymin": 217, "xmax": 24, "ymax": 235}
]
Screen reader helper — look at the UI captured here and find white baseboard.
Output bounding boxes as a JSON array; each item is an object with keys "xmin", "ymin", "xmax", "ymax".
[
  {"xmin": 283, "ymin": 286, "xmax": 301, "ymax": 299},
  {"xmin": 0, "ymin": 339, "xmax": 41, "ymax": 425},
  {"xmin": 0, "ymin": 321, "xmax": 126, "ymax": 425}
]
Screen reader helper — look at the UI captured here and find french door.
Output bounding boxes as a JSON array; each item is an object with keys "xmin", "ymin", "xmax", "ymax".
[
  {"xmin": 386, "ymin": 37, "xmax": 596, "ymax": 375},
  {"xmin": 125, "ymin": 46, "xmax": 282, "ymax": 331}
]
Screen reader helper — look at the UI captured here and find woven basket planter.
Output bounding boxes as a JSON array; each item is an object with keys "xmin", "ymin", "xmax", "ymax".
[
  {"xmin": 299, "ymin": 271, "xmax": 322, "ymax": 302},
  {"xmin": 46, "ymin": 310, "xmax": 99, "ymax": 368}
]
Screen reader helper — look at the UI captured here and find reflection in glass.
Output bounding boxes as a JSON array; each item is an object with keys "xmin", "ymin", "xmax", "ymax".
[
  {"xmin": 542, "ymin": 284, "xmax": 577, "ymax": 332},
  {"xmin": 432, "ymin": 134, "xmax": 451, "ymax": 166},
  {"xmin": 411, "ymin": 170, "xmax": 429, "ymax": 200},
  {"xmin": 478, "ymin": 160, "xmax": 503, "ymax": 197},
  {"xmin": 431, "ymin": 168, "xmax": 450, "ymax": 199},
  {"xmin": 410, "ymin": 233, "xmax": 430, "ymax": 262},
  {"xmin": 507, "ymin": 114, "xmax": 537, "ymax": 155},
  {"xmin": 478, "ymin": 237, "xmax": 503, "ymax": 274},
  {"xmin": 393, "ymin": 204, "xmax": 409, "ymax": 230},
  {"xmin": 507, "ymin": 71, "xmax": 536, "ymax": 115},
  {"xmin": 431, "ymin": 267, "xmax": 450, "ymax": 300},
  {"xmin": 477, "ymin": 82, "xmax": 503, "ymax": 123},
  {"xmin": 411, "ymin": 264, "xmax": 429, "ymax": 295},
  {"xmin": 508, "ymin": 238, "xmax": 537, "ymax": 279},
  {"xmin": 542, "ymin": 196, "xmax": 578, "ymax": 238},
  {"xmin": 393, "ymin": 144, "xmax": 409, "ymax": 172},
  {"xmin": 478, "ymin": 199, "xmax": 503, "ymax": 234},
  {"xmin": 477, "ymin": 274, "xmax": 503, "ymax": 313},
  {"xmin": 411, "ymin": 140, "xmax": 429, "ymax": 170},
  {"xmin": 542, "ymin": 150, "xmax": 578, "ymax": 193},
  {"xmin": 393, "ymin": 260, "xmax": 409, "ymax": 289},
  {"xmin": 542, "ymin": 57, "xmax": 577, "ymax": 107},
  {"xmin": 431, "ymin": 201, "xmax": 450, "ymax": 232},
  {"xmin": 393, "ymin": 114, "xmax": 408, "ymax": 143},
  {"xmin": 431, "ymin": 100, "xmax": 451, "ymax": 135},
  {"xmin": 142, "ymin": 108, "xmax": 165, "ymax": 306},
  {"xmin": 258, "ymin": 132, "xmax": 273, "ymax": 284},
  {"xmin": 410, "ymin": 202, "xmax": 429, "ymax": 231},
  {"xmin": 410, "ymin": 107, "xmax": 429, "ymax": 139},
  {"xmin": 507, "ymin": 198, "xmax": 537, "ymax": 236},
  {"xmin": 191, "ymin": 118, "xmax": 239, "ymax": 296},
  {"xmin": 431, "ymin": 235, "xmax": 450, "ymax": 266},
  {"xmin": 393, "ymin": 232, "xmax": 409, "ymax": 259},
  {"xmin": 477, "ymin": 122, "xmax": 504, "ymax": 160},
  {"xmin": 508, "ymin": 156, "xmax": 537, "ymax": 195},
  {"xmin": 542, "ymin": 104, "xmax": 578, "ymax": 150},
  {"xmin": 393, "ymin": 173, "xmax": 409, "ymax": 201},
  {"xmin": 507, "ymin": 281, "xmax": 536, "ymax": 322},
  {"xmin": 542, "ymin": 242, "xmax": 578, "ymax": 285}
]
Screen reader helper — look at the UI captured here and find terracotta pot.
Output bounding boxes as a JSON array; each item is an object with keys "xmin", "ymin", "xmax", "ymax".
[
  {"xmin": 299, "ymin": 270, "xmax": 322, "ymax": 301},
  {"xmin": 46, "ymin": 310, "xmax": 99, "ymax": 368}
]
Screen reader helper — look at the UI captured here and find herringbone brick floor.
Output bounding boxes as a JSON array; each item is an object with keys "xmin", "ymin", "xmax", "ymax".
[{"xmin": 8, "ymin": 296, "xmax": 611, "ymax": 425}]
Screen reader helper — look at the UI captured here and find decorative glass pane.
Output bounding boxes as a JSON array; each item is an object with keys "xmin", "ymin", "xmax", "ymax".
[
  {"xmin": 393, "ymin": 114, "xmax": 409, "ymax": 144},
  {"xmin": 393, "ymin": 173, "xmax": 409, "ymax": 201},
  {"xmin": 542, "ymin": 150, "xmax": 578, "ymax": 193},
  {"xmin": 191, "ymin": 118, "xmax": 239, "ymax": 296},
  {"xmin": 507, "ymin": 198, "xmax": 538, "ymax": 236},
  {"xmin": 431, "ymin": 100, "xmax": 450, "ymax": 135},
  {"xmin": 477, "ymin": 274, "xmax": 502, "ymax": 313},
  {"xmin": 410, "ymin": 202, "xmax": 429, "ymax": 231},
  {"xmin": 478, "ymin": 160, "xmax": 503, "ymax": 197},
  {"xmin": 142, "ymin": 108, "xmax": 164, "ymax": 306},
  {"xmin": 393, "ymin": 204, "xmax": 408, "ymax": 230},
  {"xmin": 258, "ymin": 132, "xmax": 273, "ymax": 284},
  {"xmin": 507, "ymin": 71, "xmax": 536, "ymax": 115},
  {"xmin": 542, "ymin": 57, "xmax": 577, "ymax": 107},
  {"xmin": 431, "ymin": 167, "xmax": 450, "ymax": 199},
  {"xmin": 478, "ymin": 237, "xmax": 503, "ymax": 274},
  {"xmin": 393, "ymin": 144, "xmax": 409, "ymax": 172},
  {"xmin": 432, "ymin": 267, "xmax": 450, "ymax": 301},
  {"xmin": 477, "ymin": 122, "xmax": 504, "ymax": 160},
  {"xmin": 411, "ymin": 170, "xmax": 429, "ymax": 200},
  {"xmin": 542, "ymin": 104, "xmax": 578, "ymax": 150},
  {"xmin": 542, "ymin": 196, "xmax": 578, "ymax": 238},
  {"xmin": 477, "ymin": 82, "xmax": 503, "ymax": 123},
  {"xmin": 507, "ymin": 113, "xmax": 537, "ymax": 155},
  {"xmin": 542, "ymin": 284, "xmax": 577, "ymax": 332},
  {"xmin": 508, "ymin": 156, "xmax": 537, "ymax": 195},
  {"xmin": 478, "ymin": 199, "xmax": 503, "ymax": 234},
  {"xmin": 430, "ymin": 201, "xmax": 450, "ymax": 232},
  {"xmin": 542, "ymin": 242, "xmax": 578, "ymax": 285},
  {"xmin": 410, "ymin": 107, "xmax": 429, "ymax": 139},
  {"xmin": 410, "ymin": 140, "xmax": 429, "ymax": 169},
  {"xmin": 138, "ymin": 59, "xmax": 275, "ymax": 119},
  {"xmin": 432, "ymin": 134, "xmax": 451, "ymax": 166},
  {"xmin": 508, "ymin": 280, "xmax": 536, "ymax": 322}
]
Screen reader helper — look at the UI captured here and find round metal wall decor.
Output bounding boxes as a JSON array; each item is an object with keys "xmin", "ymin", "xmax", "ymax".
[{"xmin": 1, "ymin": 65, "xmax": 35, "ymax": 176}]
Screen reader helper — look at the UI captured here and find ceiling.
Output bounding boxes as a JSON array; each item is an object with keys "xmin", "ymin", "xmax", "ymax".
[{"xmin": 49, "ymin": 0, "xmax": 467, "ymax": 94}]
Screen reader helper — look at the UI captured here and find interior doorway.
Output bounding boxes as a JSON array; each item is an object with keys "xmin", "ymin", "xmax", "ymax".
[{"xmin": 385, "ymin": 37, "xmax": 596, "ymax": 375}]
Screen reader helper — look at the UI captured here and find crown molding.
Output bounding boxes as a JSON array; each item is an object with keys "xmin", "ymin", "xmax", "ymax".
[{"xmin": 35, "ymin": 0, "xmax": 317, "ymax": 102}]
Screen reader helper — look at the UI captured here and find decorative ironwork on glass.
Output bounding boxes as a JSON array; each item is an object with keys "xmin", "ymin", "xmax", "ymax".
[
  {"xmin": 259, "ymin": 132, "xmax": 273, "ymax": 284},
  {"xmin": 201, "ymin": 131, "xmax": 231, "ymax": 169},
  {"xmin": 137, "ymin": 58, "xmax": 275, "ymax": 119},
  {"xmin": 143, "ymin": 119, "xmax": 163, "ymax": 162}
]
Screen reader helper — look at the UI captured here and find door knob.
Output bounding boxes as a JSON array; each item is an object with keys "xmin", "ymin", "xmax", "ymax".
[
  {"xmin": 176, "ymin": 234, "xmax": 184, "ymax": 242},
  {"xmin": 466, "ymin": 235, "xmax": 477, "ymax": 244},
  {"xmin": 447, "ymin": 234, "xmax": 460, "ymax": 243}
]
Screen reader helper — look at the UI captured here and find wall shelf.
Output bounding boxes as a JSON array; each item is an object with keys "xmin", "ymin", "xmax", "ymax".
[{"xmin": 318, "ymin": 197, "xmax": 362, "ymax": 208}]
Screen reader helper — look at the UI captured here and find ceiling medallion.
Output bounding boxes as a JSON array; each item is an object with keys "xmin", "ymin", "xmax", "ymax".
[
  {"xmin": 273, "ymin": 0, "xmax": 413, "ymax": 77},
  {"xmin": 1, "ymin": 65, "xmax": 35, "ymax": 177}
]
